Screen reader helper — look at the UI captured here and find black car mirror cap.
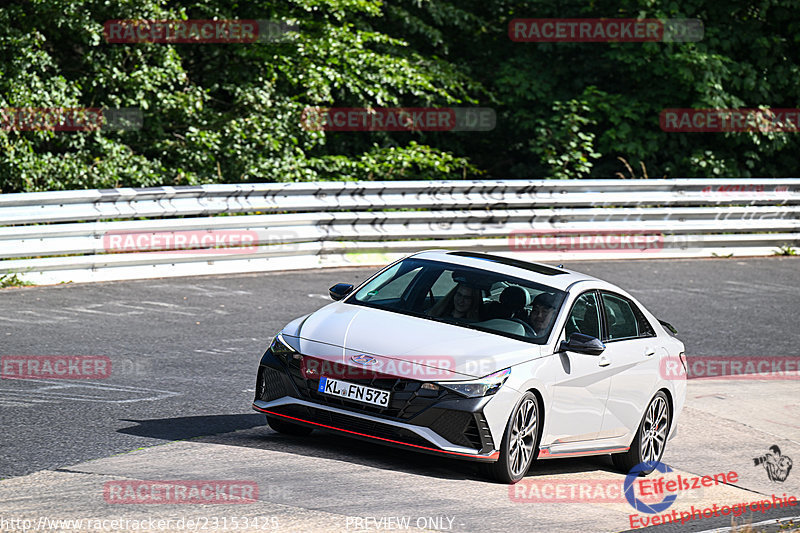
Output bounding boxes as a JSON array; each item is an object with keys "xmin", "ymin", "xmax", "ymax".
[
  {"xmin": 659, "ymin": 319, "xmax": 678, "ymax": 335},
  {"xmin": 329, "ymin": 283, "xmax": 354, "ymax": 301},
  {"xmin": 559, "ymin": 333, "xmax": 606, "ymax": 356}
]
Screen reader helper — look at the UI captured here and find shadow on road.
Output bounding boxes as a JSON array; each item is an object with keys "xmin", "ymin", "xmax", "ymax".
[
  {"xmin": 117, "ymin": 412, "xmax": 619, "ymax": 483},
  {"xmin": 117, "ymin": 413, "xmax": 265, "ymax": 440}
]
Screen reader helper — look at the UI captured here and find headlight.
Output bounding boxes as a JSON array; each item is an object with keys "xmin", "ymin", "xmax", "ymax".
[
  {"xmin": 269, "ymin": 333, "xmax": 299, "ymax": 363},
  {"xmin": 438, "ymin": 368, "xmax": 511, "ymax": 398}
]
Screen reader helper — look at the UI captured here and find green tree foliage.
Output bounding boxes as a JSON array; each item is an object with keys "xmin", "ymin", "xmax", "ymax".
[
  {"xmin": 0, "ymin": 0, "xmax": 478, "ymax": 191},
  {"xmin": 1, "ymin": 0, "xmax": 799, "ymax": 192},
  {"xmin": 477, "ymin": 0, "xmax": 800, "ymax": 178}
]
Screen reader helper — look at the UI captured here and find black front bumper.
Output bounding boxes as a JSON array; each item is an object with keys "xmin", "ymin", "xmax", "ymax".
[{"xmin": 252, "ymin": 346, "xmax": 498, "ymax": 461}]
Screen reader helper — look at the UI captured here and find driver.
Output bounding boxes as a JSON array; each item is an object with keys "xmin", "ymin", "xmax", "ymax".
[
  {"xmin": 528, "ymin": 293, "xmax": 556, "ymax": 334},
  {"xmin": 428, "ymin": 283, "xmax": 482, "ymax": 320}
]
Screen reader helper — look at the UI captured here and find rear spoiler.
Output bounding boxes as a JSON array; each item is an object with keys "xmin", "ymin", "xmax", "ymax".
[{"xmin": 658, "ymin": 319, "xmax": 678, "ymax": 335}]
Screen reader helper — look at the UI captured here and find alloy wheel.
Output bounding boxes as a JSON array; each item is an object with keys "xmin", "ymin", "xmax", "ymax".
[
  {"xmin": 508, "ymin": 397, "xmax": 538, "ymax": 477},
  {"xmin": 639, "ymin": 396, "xmax": 668, "ymax": 464}
]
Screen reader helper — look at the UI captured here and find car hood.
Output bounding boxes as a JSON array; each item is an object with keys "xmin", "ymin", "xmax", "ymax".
[{"xmin": 287, "ymin": 302, "xmax": 541, "ymax": 380}]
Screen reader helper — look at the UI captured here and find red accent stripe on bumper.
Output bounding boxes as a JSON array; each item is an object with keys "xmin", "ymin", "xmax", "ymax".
[{"xmin": 253, "ymin": 404, "xmax": 499, "ymax": 460}]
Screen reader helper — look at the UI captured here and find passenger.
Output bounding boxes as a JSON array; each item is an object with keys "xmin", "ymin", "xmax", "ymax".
[
  {"xmin": 528, "ymin": 293, "xmax": 557, "ymax": 334},
  {"xmin": 428, "ymin": 283, "xmax": 482, "ymax": 320}
]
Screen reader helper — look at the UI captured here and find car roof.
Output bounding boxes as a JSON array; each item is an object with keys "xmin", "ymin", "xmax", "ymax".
[{"xmin": 410, "ymin": 250, "xmax": 600, "ymax": 292}]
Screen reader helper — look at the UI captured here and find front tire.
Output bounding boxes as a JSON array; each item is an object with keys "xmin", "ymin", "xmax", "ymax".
[
  {"xmin": 266, "ymin": 415, "xmax": 314, "ymax": 436},
  {"xmin": 612, "ymin": 391, "xmax": 671, "ymax": 475},
  {"xmin": 481, "ymin": 391, "xmax": 540, "ymax": 484}
]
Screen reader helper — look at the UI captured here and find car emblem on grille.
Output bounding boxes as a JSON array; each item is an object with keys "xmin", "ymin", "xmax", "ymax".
[{"xmin": 351, "ymin": 355, "xmax": 378, "ymax": 366}]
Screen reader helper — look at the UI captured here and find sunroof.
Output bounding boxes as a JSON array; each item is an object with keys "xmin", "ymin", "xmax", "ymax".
[{"xmin": 447, "ymin": 251, "xmax": 567, "ymax": 276}]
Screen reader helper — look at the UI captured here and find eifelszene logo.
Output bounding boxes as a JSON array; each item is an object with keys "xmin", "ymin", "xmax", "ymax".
[{"xmin": 625, "ymin": 461, "xmax": 678, "ymax": 514}]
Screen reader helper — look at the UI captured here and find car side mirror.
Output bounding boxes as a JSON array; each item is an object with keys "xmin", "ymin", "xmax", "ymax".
[
  {"xmin": 559, "ymin": 333, "xmax": 606, "ymax": 356},
  {"xmin": 329, "ymin": 283, "xmax": 354, "ymax": 301}
]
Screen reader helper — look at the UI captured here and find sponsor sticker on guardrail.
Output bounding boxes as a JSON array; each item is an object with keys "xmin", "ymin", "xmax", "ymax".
[
  {"xmin": 509, "ymin": 18, "xmax": 703, "ymax": 42},
  {"xmin": 1, "ymin": 356, "xmax": 111, "ymax": 379},
  {"xmin": 103, "ymin": 480, "xmax": 259, "ymax": 504},
  {"xmin": 660, "ymin": 356, "xmax": 800, "ymax": 380}
]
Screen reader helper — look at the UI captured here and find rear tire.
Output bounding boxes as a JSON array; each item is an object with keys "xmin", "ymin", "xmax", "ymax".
[
  {"xmin": 481, "ymin": 391, "xmax": 540, "ymax": 484},
  {"xmin": 266, "ymin": 415, "xmax": 314, "ymax": 436},
  {"xmin": 612, "ymin": 391, "xmax": 671, "ymax": 475}
]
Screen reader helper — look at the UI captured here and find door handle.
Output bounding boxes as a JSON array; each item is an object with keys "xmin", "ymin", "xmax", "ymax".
[
  {"xmin": 598, "ymin": 355, "xmax": 611, "ymax": 367},
  {"xmin": 645, "ymin": 348, "xmax": 656, "ymax": 357}
]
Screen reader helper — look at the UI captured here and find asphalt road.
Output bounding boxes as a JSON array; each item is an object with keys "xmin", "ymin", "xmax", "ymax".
[{"xmin": 1, "ymin": 257, "xmax": 799, "ymax": 532}]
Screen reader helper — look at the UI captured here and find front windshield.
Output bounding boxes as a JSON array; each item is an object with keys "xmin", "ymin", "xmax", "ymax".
[{"xmin": 349, "ymin": 258, "xmax": 567, "ymax": 344}]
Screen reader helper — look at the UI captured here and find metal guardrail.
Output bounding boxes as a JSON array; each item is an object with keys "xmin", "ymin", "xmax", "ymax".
[{"xmin": 1, "ymin": 179, "xmax": 799, "ymax": 284}]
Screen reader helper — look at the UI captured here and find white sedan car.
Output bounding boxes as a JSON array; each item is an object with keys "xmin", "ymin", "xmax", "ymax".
[{"xmin": 252, "ymin": 250, "xmax": 686, "ymax": 483}]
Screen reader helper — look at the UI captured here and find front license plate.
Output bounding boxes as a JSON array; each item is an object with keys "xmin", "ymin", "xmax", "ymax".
[{"xmin": 318, "ymin": 376, "xmax": 390, "ymax": 407}]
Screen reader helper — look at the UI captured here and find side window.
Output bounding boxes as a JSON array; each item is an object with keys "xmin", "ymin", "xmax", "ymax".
[
  {"xmin": 564, "ymin": 292, "xmax": 601, "ymax": 340},
  {"xmin": 601, "ymin": 292, "xmax": 655, "ymax": 340}
]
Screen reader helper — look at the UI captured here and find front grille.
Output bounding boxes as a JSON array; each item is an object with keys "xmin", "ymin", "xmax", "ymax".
[
  {"xmin": 285, "ymin": 355, "xmax": 463, "ymax": 421},
  {"xmin": 270, "ymin": 404, "xmax": 433, "ymax": 448},
  {"xmin": 256, "ymin": 366, "xmax": 288, "ymax": 402}
]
